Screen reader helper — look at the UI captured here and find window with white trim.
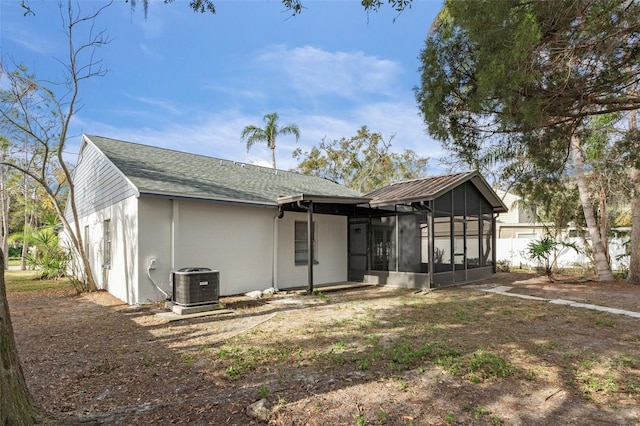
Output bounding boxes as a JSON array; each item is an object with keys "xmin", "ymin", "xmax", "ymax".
[
  {"xmin": 84, "ymin": 225, "xmax": 90, "ymax": 260},
  {"xmin": 294, "ymin": 220, "xmax": 317, "ymax": 265},
  {"xmin": 103, "ymin": 219, "xmax": 111, "ymax": 268}
]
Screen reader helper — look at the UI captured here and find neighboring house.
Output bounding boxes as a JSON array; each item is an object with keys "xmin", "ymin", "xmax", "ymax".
[
  {"xmin": 494, "ymin": 189, "xmax": 553, "ymax": 239},
  {"xmin": 67, "ymin": 135, "xmax": 507, "ymax": 305},
  {"xmin": 493, "ymin": 190, "xmax": 630, "ymax": 271}
]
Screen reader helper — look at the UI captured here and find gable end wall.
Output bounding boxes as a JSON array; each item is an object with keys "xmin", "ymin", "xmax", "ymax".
[{"xmin": 71, "ymin": 140, "xmax": 138, "ymax": 218}]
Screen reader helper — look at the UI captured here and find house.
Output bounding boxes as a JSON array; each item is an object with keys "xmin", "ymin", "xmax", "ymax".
[
  {"xmin": 67, "ymin": 135, "xmax": 507, "ymax": 305},
  {"xmin": 494, "ymin": 189, "xmax": 552, "ymax": 239}
]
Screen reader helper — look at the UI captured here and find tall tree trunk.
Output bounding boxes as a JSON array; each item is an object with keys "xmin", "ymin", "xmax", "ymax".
[
  {"xmin": 628, "ymin": 108, "xmax": 640, "ymax": 284},
  {"xmin": 599, "ymin": 194, "xmax": 609, "ymax": 261},
  {"xmin": 20, "ymin": 201, "xmax": 28, "ymax": 271},
  {"xmin": 271, "ymin": 147, "xmax": 277, "ymax": 169},
  {"xmin": 0, "ymin": 251, "xmax": 42, "ymax": 424},
  {"xmin": 0, "ymin": 162, "xmax": 8, "ymax": 269},
  {"xmin": 629, "ymin": 168, "xmax": 640, "ymax": 284},
  {"xmin": 571, "ymin": 133, "xmax": 614, "ymax": 281}
]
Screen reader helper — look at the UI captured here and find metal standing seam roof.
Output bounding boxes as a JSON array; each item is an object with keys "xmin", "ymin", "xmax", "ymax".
[
  {"xmin": 84, "ymin": 135, "xmax": 363, "ymax": 206},
  {"xmin": 365, "ymin": 171, "xmax": 508, "ymax": 213}
]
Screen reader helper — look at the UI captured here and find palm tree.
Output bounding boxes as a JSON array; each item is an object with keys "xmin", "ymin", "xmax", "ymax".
[{"xmin": 241, "ymin": 113, "xmax": 300, "ymax": 169}]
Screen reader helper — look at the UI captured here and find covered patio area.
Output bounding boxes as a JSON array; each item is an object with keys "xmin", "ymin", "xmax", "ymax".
[{"xmin": 278, "ymin": 171, "xmax": 508, "ymax": 291}]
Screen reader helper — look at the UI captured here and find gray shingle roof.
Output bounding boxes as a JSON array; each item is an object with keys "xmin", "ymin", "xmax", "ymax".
[{"xmin": 85, "ymin": 135, "xmax": 362, "ymax": 205}]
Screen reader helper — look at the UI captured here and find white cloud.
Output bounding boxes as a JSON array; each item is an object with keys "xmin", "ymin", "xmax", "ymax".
[
  {"xmin": 201, "ymin": 84, "xmax": 265, "ymax": 101},
  {"xmin": 72, "ymin": 99, "xmax": 446, "ymax": 174},
  {"xmin": 256, "ymin": 45, "xmax": 402, "ymax": 99},
  {"xmin": 69, "ymin": 42, "xmax": 445, "ymax": 175},
  {"xmin": 125, "ymin": 94, "xmax": 182, "ymax": 115},
  {"xmin": 138, "ymin": 43, "xmax": 164, "ymax": 60},
  {"xmin": 3, "ymin": 15, "xmax": 57, "ymax": 55}
]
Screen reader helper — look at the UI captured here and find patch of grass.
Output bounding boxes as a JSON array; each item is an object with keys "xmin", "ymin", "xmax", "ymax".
[
  {"xmin": 375, "ymin": 409, "xmax": 388, "ymax": 423},
  {"xmin": 474, "ymin": 405, "xmax": 490, "ymax": 419},
  {"xmin": 594, "ymin": 317, "xmax": 616, "ymax": 328},
  {"xmin": 392, "ymin": 375, "xmax": 409, "ymax": 391},
  {"xmin": 466, "ymin": 351, "xmax": 512, "ymax": 381},
  {"xmin": 312, "ymin": 290, "xmax": 330, "ymax": 303},
  {"xmin": 437, "ymin": 349, "xmax": 512, "ymax": 383},
  {"xmin": 357, "ymin": 356, "xmax": 370, "ymax": 371},
  {"xmin": 490, "ymin": 414, "xmax": 503, "ymax": 424},
  {"xmin": 627, "ymin": 382, "xmax": 640, "ymax": 394},
  {"xmin": 142, "ymin": 353, "xmax": 154, "ymax": 367},
  {"xmin": 5, "ymin": 270, "xmax": 71, "ymax": 292},
  {"xmin": 454, "ymin": 309, "xmax": 479, "ymax": 322},
  {"xmin": 389, "ymin": 342, "xmax": 433, "ymax": 370},
  {"xmin": 218, "ymin": 345, "xmax": 292, "ymax": 379},
  {"xmin": 533, "ymin": 342, "xmax": 551, "ymax": 355},
  {"xmin": 609, "ymin": 353, "xmax": 638, "ymax": 369},
  {"xmin": 445, "ymin": 413, "xmax": 455, "ymax": 423},
  {"xmin": 226, "ymin": 365, "xmax": 241, "ymax": 379},
  {"xmin": 217, "ymin": 346, "xmax": 242, "ymax": 359},
  {"xmin": 182, "ymin": 353, "xmax": 194, "ymax": 367},
  {"xmin": 332, "ymin": 340, "xmax": 346, "ymax": 353},
  {"xmin": 257, "ymin": 385, "xmax": 269, "ymax": 398},
  {"xmin": 574, "ymin": 355, "xmax": 631, "ymax": 398}
]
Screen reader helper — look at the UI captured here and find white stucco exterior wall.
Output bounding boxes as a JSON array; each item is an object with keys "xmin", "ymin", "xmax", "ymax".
[
  {"xmin": 276, "ymin": 212, "xmax": 349, "ymax": 288},
  {"xmin": 65, "ymin": 195, "xmax": 139, "ymax": 304},
  {"xmin": 172, "ymin": 200, "xmax": 276, "ymax": 296},
  {"xmin": 136, "ymin": 199, "xmax": 350, "ymax": 301},
  {"xmin": 137, "ymin": 198, "xmax": 173, "ymax": 303},
  {"xmin": 68, "ymin": 197, "xmax": 351, "ymax": 305}
]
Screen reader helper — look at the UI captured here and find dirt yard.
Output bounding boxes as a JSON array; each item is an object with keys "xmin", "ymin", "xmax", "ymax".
[{"xmin": 8, "ymin": 272, "xmax": 640, "ymax": 425}]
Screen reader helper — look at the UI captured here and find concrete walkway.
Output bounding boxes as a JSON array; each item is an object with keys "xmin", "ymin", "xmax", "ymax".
[{"xmin": 469, "ymin": 285, "xmax": 640, "ymax": 319}]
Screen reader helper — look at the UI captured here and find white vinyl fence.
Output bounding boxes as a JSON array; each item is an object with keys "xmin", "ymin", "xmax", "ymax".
[{"xmin": 496, "ymin": 237, "xmax": 629, "ymax": 272}]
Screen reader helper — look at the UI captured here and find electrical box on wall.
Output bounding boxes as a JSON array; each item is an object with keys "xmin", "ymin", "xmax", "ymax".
[{"xmin": 148, "ymin": 257, "xmax": 157, "ymax": 270}]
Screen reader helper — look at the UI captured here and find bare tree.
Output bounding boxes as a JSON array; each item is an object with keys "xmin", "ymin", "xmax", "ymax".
[
  {"xmin": 0, "ymin": 2, "xmax": 113, "ymax": 420},
  {"xmin": 0, "ymin": 0, "xmax": 113, "ymax": 292}
]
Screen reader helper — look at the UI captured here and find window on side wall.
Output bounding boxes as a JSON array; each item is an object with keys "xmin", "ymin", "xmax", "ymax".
[
  {"xmin": 103, "ymin": 219, "xmax": 111, "ymax": 268},
  {"xmin": 294, "ymin": 220, "xmax": 318, "ymax": 265},
  {"xmin": 84, "ymin": 225, "xmax": 90, "ymax": 260}
]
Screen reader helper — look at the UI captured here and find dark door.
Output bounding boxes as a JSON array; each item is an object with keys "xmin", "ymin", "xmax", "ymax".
[
  {"xmin": 371, "ymin": 225, "xmax": 394, "ymax": 271},
  {"xmin": 348, "ymin": 222, "xmax": 368, "ymax": 281}
]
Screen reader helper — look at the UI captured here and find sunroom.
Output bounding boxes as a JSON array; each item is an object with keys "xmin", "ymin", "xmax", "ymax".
[{"xmin": 278, "ymin": 171, "xmax": 508, "ymax": 291}]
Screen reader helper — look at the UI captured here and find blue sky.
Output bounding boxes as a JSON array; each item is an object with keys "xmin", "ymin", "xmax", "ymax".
[{"xmin": 1, "ymin": 0, "xmax": 444, "ymax": 172}]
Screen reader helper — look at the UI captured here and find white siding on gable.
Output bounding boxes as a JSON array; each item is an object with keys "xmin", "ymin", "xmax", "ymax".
[{"xmin": 71, "ymin": 139, "xmax": 137, "ymax": 218}]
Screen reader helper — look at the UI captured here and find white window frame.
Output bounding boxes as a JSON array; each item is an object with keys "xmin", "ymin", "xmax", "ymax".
[{"xmin": 103, "ymin": 219, "xmax": 111, "ymax": 268}]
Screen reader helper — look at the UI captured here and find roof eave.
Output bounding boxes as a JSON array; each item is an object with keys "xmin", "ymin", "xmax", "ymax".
[
  {"xmin": 277, "ymin": 193, "xmax": 370, "ymax": 205},
  {"xmin": 369, "ymin": 196, "xmax": 435, "ymax": 208},
  {"xmin": 139, "ymin": 191, "xmax": 277, "ymax": 207}
]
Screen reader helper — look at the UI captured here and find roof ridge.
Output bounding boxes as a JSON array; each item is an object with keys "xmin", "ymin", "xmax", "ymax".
[{"xmin": 385, "ymin": 170, "xmax": 475, "ymax": 186}]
